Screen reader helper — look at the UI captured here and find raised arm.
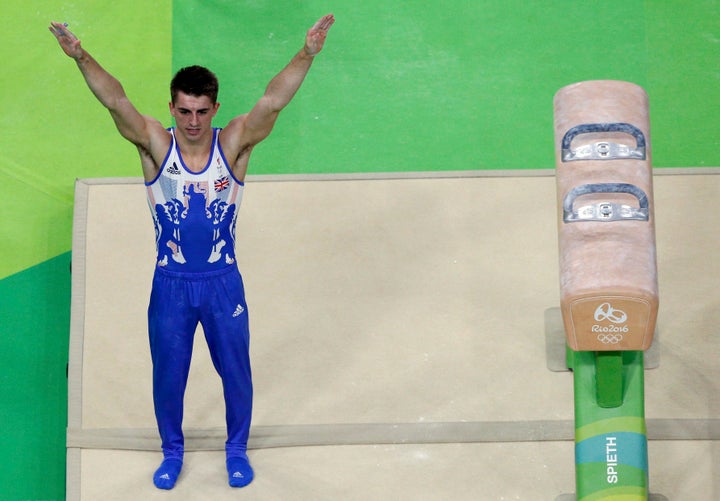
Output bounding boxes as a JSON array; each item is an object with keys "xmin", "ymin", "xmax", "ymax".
[
  {"xmin": 259, "ymin": 14, "xmax": 335, "ymax": 114},
  {"xmin": 49, "ymin": 22, "xmax": 167, "ymax": 158},
  {"xmin": 221, "ymin": 14, "xmax": 335, "ymax": 176}
]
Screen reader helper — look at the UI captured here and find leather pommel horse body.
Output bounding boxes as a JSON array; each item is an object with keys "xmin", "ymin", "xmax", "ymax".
[{"xmin": 554, "ymin": 80, "xmax": 658, "ymax": 352}]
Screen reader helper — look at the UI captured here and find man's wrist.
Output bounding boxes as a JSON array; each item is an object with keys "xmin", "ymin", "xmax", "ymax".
[
  {"xmin": 301, "ymin": 46, "xmax": 317, "ymax": 58},
  {"xmin": 74, "ymin": 49, "xmax": 90, "ymax": 64}
]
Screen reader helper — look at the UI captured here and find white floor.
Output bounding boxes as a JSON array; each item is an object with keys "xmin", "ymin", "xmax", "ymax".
[{"xmin": 68, "ymin": 172, "xmax": 719, "ymax": 500}]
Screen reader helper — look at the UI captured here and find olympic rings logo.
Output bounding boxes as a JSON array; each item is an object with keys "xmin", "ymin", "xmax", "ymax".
[{"xmin": 597, "ymin": 332, "xmax": 624, "ymax": 344}]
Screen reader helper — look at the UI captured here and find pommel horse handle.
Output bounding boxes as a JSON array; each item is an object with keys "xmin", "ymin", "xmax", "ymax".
[
  {"xmin": 561, "ymin": 122, "xmax": 646, "ymax": 162},
  {"xmin": 563, "ymin": 183, "xmax": 649, "ymax": 223}
]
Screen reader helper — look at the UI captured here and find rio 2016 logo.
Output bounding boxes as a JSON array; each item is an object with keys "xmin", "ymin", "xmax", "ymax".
[{"xmin": 592, "ymin": 303, "xmax": 628, "ymax": 344}]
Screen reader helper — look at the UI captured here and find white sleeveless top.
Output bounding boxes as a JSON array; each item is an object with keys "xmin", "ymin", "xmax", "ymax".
[{"xmin": 146, "ymin": 128, "xmax": 244, "ymax": 273}]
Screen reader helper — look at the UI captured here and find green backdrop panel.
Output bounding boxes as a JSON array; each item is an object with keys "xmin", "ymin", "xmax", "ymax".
[
  {"xmin": 0, "ymin": 171, "xmax": 73, "ymax": 279},
  {"xmin": 173, "ymin": 1, "xmax": 648, "ymax": 174},
  {"xmin": 0, "ymin": 253, "xmax": 71, "ymax": 501},
  {"xmin": 0, "ymin": 0, "xmax": 171, "ymax": 279},
  {"xmin": 172, "ymin": 0, "xmax": 719, "ymax": 174},
  {"xmin": 645, "ymin": 0, "xmax": 720, "ymax": 167}
]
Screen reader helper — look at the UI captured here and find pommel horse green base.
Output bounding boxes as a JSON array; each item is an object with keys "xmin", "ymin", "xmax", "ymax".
[
  {"xmin": 570, "ymin": 350, "xmax": 648, "ymax": 500},
  {"xmin": 554, "ymin": 80, "xmax": 660, "ymax": 501}
]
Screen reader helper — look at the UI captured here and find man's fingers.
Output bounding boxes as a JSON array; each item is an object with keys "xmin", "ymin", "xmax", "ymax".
[
  {"xmin": 314, "ymin": 14, "xmax": 335, "ymax": 32},
  {"xmin": 49, "ymin": 21, "xmax": 74, "ymax": 39}
]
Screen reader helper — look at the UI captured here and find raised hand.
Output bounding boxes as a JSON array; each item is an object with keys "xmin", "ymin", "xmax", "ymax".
[
  {"xmin": 304, "ymin": 14, "xmax": 335, "ymax": 56},
  {"xmin": 49, "ymin": 21, "xmax": 83, "ymax": 59}
]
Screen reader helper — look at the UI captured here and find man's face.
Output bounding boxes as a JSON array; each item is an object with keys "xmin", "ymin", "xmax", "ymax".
[{"xmin": 169, "ymin": 91, "xmax": 220, "ymax": 142}]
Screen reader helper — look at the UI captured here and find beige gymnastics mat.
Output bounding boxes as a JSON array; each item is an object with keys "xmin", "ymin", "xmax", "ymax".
[{"xmin": 68, "ymin": 171, "xmax": 719, "ymax": 499}]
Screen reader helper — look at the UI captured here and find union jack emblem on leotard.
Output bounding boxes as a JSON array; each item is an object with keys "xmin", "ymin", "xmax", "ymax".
[{"xmin": 214, "ymin": 176, "xmax": 229, "ymax": 192}]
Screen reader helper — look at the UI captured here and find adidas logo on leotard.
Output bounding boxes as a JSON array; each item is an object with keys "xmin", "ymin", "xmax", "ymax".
[
  {"xmin": 232, "ymin": 304, "xmax": 245, "ymax": 317},
  {"xmin": 233, "ymin": 472, "xmax": 244, "ymax": 478},
  {"xmin": 166, "ymin": 162, "xmax": 181, "ymax": 175}
]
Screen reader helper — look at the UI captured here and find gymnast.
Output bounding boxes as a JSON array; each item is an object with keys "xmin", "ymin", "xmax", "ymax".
[{"xmin": 50, "ymin": 13, "xmax": 335, "ymax": 490}]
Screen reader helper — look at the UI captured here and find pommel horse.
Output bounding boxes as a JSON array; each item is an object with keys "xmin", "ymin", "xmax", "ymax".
[{"xmin": 554, "ymin": 80, "xmax": 659, "ymax": 500}]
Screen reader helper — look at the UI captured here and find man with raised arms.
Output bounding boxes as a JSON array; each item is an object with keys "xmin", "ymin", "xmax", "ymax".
[{"xmin": 50, "ymin": 14, "xmax": 334, "ymax": 490}]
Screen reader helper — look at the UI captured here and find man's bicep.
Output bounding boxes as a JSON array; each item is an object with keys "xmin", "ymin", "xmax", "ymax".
[
  {"xmin": 110, "ymin": 99, "xmax": 159, "ymax": 147},
  {"xmin": 243, "ymin": 96, "xmax": 280, "ymax": 143}
]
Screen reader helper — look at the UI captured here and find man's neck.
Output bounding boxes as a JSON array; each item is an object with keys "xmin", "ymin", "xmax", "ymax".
[{"xmin": 176, "ymin": 128, "xmax": 214, "ymax": 172}]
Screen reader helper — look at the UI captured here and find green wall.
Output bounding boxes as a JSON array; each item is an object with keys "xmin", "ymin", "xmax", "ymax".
[
  {"xmin": 0, "ymin": 254, "xmax": 71, "ymax": 501},
  {"xmin": 1, "ymin": 1, "xmax": 718, "ymax": 499}
]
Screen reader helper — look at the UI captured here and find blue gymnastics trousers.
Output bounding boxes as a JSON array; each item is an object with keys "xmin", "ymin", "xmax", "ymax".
[{"xmin": 148, "ymin": 265, "xmax": 252, "ymax": 460}]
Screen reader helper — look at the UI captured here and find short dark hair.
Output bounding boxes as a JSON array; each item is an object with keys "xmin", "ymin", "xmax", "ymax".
[{"xmin": 170, "ymin": 65, "xmax": 219, "ymax": 103}]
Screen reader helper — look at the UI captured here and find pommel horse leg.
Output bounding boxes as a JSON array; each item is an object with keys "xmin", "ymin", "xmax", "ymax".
[{"xmin": 554, "ymin": 80, "xmax": 659, "ymax": 500}]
